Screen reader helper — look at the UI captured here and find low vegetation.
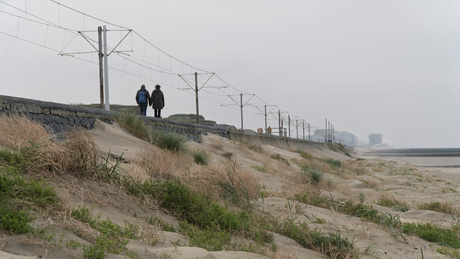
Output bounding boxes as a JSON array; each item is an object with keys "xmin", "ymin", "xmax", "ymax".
[
  {"xmin": 192, "ymin": 150, "xmax": 209, "ymax": 165},
  {"xmin": 2, "ymin": 113, "xmax": 460, "ymax": 258}
]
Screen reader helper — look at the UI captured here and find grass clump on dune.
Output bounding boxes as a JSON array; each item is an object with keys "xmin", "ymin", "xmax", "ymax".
[
  {"xmin": 270, "ymin": 153, "xmax": 290, "ymax": 166},
  {"xmin": 324, "ymin": 158, "xmax": 342, "ymax": 168},
  {"xmin": 192, "ymin": 150, "xmax": 209, "ymax": 165},
  {"xmin": 377, "ymin": 195, "xmax": 410, "ymax": 212},
  {"xmin": 402, "ymin": 223, "xmax": 460, "ymax": 248},
  {"xmin": 71, "ymin": 206, "xmax": 150, "ymax": 259},
  {"xmin": 151, "ymin": 131, "xmax": 187, "ymax": 152},
  {"xmin": 114, "ymin": 112, "xmax": 150, "ymax": 141},
  {"xmin": 115, "ymin": 112, "xmax": 187, "ymax": 152},
  {"xmin": 300, "ymin": 165, "xmax": 323, "ymax": 185},
  {"xmin": 274, "ymin": 218, "xmax": 356, "ymax": 258},
  {"xmin": 123, "ymin": 178, "xmax": 356, "ymax": 257},
  {"xmin": 418, "ymin": 201, "xmax": 457, "ymax": 215}
]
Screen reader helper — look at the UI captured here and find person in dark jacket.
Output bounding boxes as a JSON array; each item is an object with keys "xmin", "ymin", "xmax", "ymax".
[
  {"xmin": 151, "ymin": 84, "xmax": 164, "ymax": 118},
  {"xmin": 135, "ymin": 84, "xmax": 150, "ymax": 116}
]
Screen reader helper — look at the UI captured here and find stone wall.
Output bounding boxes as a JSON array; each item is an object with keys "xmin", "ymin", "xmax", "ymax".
[{"xmin": 0, "ymin": 95, "xmax": 232, "ymax": 142}]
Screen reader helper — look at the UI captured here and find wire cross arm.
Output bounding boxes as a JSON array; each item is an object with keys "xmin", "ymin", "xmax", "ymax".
[
  {"xmin": 112, "ymin": 50, "xmax": 134, "ymax": 55},
  {"xmin": 178, "ymin": 73, "xmax": 217, "ymax": 91},
  {"xmin": 58, "ymin": 51, "xmax": 97, "ymax": 56},
  {"xmin": 223, "ymin": 94, "xmax": 256, "ymax": 107},
  {"xmin": 107, "ymin": 29, "xmax": 132, "ymax": 56}
]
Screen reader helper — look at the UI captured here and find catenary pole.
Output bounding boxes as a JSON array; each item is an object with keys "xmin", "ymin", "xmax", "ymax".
[
  {"xmin": 264, "ymin": 105, "xmax": 267, "ymax": 133},
  {"xmin": 195, "ymin": 72, "xmax": 199, "ymax": 124},
  {"xmin": 278, "ymin": 110, "xmax": 281, "ymax": 136},
  {"xmin": 240, "ymin": 93, "xmax": 243, "ymax": 129},
  {"xmin": 288, "ymin": 115, "xmax": 291, "ymax": 138},
  {"xmin": 103, "ymin": 25, "xmax": 110, "ymax": 110},
  {"xmin": 302, "ymin": 121, "xmax": 305, "ymax": 140},
  {"xmin": 98, "ymin": 27, "xmax": 104, "ymax": 109},
  {"xmin": 296, "ymin": 120, "xmax": 298, "ymax": 139}
]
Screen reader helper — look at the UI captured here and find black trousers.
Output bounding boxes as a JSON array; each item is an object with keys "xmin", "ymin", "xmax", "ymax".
[{"xmin": 154, "ymin": 109, "xmax": 162, "ymax": 118}]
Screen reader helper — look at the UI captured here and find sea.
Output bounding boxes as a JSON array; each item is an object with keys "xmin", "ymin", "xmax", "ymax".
[{"xmin": 357, "ymin": 148, "xmax": 460, "ymax": 168}]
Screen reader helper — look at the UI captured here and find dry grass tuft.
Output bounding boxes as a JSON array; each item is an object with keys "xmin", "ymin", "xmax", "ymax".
[
  {"xmin": 183, "ymin": 162, "xmax": 259, "ymax": 206},
  {"xmin": 136, "ymin": 146, "xmax": 192, "ymax": 180},
  {"xmin": 0, "ymin": 114, "xmax": 99, "ymax": 176},
  {"xmin": 0, "ymin": 113, "xmax": 49, "ymax": 151},
  {"xmin": 293, "ymin": 157, "xmax": 339, "ymax": 176},
  {"xmin": 209, "ymin": 138, "xmax": 224, "ymax": 150},
  {"xmin": 29, "ymin": 130, "xmax": 99, "ymax": 176},
  {"xmin": 342, "ymin": 160, "xmax": 371, "ymax": 176}
]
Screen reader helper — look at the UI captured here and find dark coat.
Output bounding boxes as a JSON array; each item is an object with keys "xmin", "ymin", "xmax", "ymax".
[
  {"xmin": 151, "ymin": 89, "xmax": 164, "ymax": 109},
  {"xmin": 135, "ymin": 89, "xmax": 150, "ymax": 107}
]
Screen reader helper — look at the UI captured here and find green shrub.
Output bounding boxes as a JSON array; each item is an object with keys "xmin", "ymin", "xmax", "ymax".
[
  {"xmin": 0, "ymin": 204, "xmax": 32, "ymax": 234},
  {"xmin": 402, "ymin": 223, "xmax": 460, "ymax": 248},
  {"xmin": 160, "ymin": 181, "xmax": 240, "ymax": 231},
  {"xmin": 192, "ymin": 151, "xmax": 209, "ymax": 165},
  {"xmin": 302, "ymin": 168, "xmax": 323, "ymax": 185},
  {"xmin": 324, "ymin": 159, "xmax": 342, "ymax": 168},
  {"xmin": 0, "ymin": 167, "xmax": 57, "ymax": 234},
  {"xmin": 152, "ymin": 131, "xmax": 187, "ymax": 152},
  {"xmin": 147, "ymin": 216, "xmax": 176, "ymax": 232},
  {"xmin": 179, "ymin": 222, "xmax": 232, "ymax": 251},
  {"xmin": 72, "ymin": 207, "xmax": 98, "ymax": 225},
  {"xmin": 338, "ymin": 201, "xmax": 382, "ymax": 224},
  {"xmin": 0, "ymin": 148, "xmax": 34, "ymax": 168}
]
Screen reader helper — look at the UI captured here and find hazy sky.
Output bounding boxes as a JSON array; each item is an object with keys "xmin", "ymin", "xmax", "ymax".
[{"xmin": 1, "ymin": 0, "xmax": 460, "ymax": 148}]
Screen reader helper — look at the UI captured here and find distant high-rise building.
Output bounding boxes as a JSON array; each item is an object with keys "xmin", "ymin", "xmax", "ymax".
[
  {"xmin": 368, "ymin": 133, "xmax": 383, "ymax": 146},
  {"xmin": 312, "ymin": 129, "xmax": 359, "ymax": 146}
]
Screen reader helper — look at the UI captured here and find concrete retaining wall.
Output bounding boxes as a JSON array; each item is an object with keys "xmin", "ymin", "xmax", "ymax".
[
  {"xmin": 228, "ymin": 128, "xmax": 326, "ymax": 152},
  {"xmin": 0, "ymin": 95, "xmax": 232, "ymax": 142},
  {"xmin": 0, "ymin": 95, "xmax": 333, "ymax": 153}
]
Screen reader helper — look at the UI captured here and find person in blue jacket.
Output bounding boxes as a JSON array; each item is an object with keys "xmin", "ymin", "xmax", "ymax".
[{"xmin": 135, "ymin": 84, "xmax": 150, "ymax": 116}]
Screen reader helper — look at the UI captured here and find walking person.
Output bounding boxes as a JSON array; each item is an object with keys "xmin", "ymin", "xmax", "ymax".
[
  {"xmin": 151, "ymin": 84, "xmax": 164, "ymax": 118},
  {"xmin": 135, "ymin": 84, "xmax": 150, "ymax": 116}
]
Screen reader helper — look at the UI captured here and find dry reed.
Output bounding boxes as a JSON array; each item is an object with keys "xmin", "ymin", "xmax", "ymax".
[
  {"xmin": 136, "ymin": 146, "xmax": 192, "ymax": 180},
  {"xmin": 209, "ymin": 138, "xmax": 224, "ymax": 150},
  {"xmin": 29, "ymin": 130, "xmax": 99, "ymax": 176},
  {"xmin": 183, "ymin": 162, "xmax": 259, "ymax": 206},
  {"xmin": 0, "ymin": 114, "xmax": 99, "ymax": 176},
  {"xmin": 0, "ymin": 113, "xmax": 49, "ymax": 151}
]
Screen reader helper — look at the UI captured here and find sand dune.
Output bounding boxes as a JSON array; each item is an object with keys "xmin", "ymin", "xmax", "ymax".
[{"xmin": 1, "ymin": 120, "xmax": 459, "ymax": 258}]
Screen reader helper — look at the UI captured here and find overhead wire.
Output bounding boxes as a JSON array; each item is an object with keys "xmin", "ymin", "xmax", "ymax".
[{"xmin": 0, "ymin": 0, "xmax": 323, "ymax": 134}]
